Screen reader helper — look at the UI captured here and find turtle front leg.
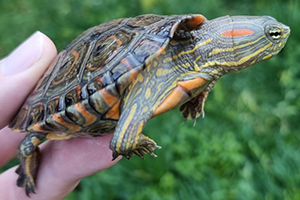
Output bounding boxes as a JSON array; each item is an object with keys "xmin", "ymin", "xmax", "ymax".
[
  {"xmin": 16, "ymin": 132, "xmax": 47, "ymax": 196},
  {"xmin": 110, "ymin": 103, "xmax": 161, "ymax": 160},
  {"xmin": 111, "ymin": 132, "xmax": 161, "ymax": 160}
]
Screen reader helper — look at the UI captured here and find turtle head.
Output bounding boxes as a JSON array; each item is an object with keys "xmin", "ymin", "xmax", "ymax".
[
  {"xmin": 220, "ymin": 15, "xmax": 290, "ymax": 70},
  {"xmin": 196, "ymin": 15, "xmax": 290, "ymax": 74}
]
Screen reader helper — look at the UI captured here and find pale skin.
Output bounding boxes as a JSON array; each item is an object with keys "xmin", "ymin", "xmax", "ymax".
[{"xmin": 0, "ymin": 31, "xmax": 120, "ymax": 200}]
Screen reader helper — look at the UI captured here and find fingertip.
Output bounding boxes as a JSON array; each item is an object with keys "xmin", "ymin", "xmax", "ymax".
[
  {"xmin": 23, "ymin": 32, "xmax": 57, "ymax": 78},
  {"xmin": 0, "ymin": 31, "xmax": 57, "ymax": 128},
  {"xmin": 40, "ymin": 32, "xmax": 57, "ymax": 66},
  {"xmin": 0, "ymin": 31, "xmax": 57, "ymax": 76}
]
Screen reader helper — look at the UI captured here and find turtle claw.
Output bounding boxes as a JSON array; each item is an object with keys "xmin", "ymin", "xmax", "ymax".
[
  {"xmin": 201, "ymin": 111, "xmax": 205, "ymax": 118},
  {"xmin": 132, "ymin": 133, "xmax": 161, "ymax": 159},
  {"xmin": 24, "ymin": 181, "xmax": 36, "ymax": 197},
  {"xmin": 133, "ymin": 144, "xmax": 162, "ymax": 159},
  {"xmin": 111, "ymin": 134, "xmax": 161, "ymax": 160},
  {"xmin": 15, "ymin": 165, "xmax": 36, "ymax": 197}
]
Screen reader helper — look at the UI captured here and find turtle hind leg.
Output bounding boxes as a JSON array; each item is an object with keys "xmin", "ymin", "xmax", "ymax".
[
  {"xmin": 180, "ymin": 80, "xmax": 217, "ymax": 124},
  {"xmin": 111, "ymin": 133, "xmax": 161, "ymax": 161},
  {"xmin": 16, "ymin": 132, "xmax": 47, "ymax": 196}
]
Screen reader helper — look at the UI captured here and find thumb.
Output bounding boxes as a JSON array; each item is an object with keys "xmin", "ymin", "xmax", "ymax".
[{"xmin": 0, "ymin": 31, "xmax": 57, "ymax": 128}]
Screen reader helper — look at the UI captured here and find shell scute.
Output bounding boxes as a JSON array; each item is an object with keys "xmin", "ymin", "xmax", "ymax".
[
  {"xmin": 86, "ymin": 79, "xmax": 103, "ymax": 95},
  {"xmin": 46, "ymin": 98, "xmax": 59, "ymax": 116}
]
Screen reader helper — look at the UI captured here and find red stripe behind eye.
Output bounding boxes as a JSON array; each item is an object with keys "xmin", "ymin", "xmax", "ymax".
[{"xmin": 221, "ymin": 29, "xmax": 254, "ymax": 37}]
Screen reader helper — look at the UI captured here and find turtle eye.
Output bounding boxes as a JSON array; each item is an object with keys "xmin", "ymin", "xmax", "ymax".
[{"xmin": 269, "ymin": 27, "xmax": 282, "ymax": 40}]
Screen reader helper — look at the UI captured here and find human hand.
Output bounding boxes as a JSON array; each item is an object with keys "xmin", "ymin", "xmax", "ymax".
[{"xmin": 0, "ymin": 32, "xmax": 120, "ymax": 199}]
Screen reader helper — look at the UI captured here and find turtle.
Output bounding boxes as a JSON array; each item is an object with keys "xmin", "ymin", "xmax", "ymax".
[{"xmin": 9, "ymin": 14, "xmax": 290, "ymax": 195}]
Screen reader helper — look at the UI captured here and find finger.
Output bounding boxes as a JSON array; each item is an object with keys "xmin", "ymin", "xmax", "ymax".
[
  {"xmin": 0, "ymin": 134, "xmax": 121, "ymax": 199},
  {"xmin": 0, "ymin": 31, "xmax": 57, "ymax": 129},
  {"xmin": 0, "ymin": 31, "xmax": 56, "ymax": 165},
  {"xmin": 39, "ymin": 134, "xmax": 121, "ymax": 180},
  {"xmin": 0, "ymin": 127, "xmax": 26, "ymax": 167}
]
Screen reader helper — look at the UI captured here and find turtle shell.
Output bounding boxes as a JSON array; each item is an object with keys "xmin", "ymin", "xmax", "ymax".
[{"xmin": 10, "ymin": 14, "xmax": 206, "ymax": 134}]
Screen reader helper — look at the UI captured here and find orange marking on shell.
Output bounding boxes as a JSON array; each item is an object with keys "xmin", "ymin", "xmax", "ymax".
[
  {"xmin": 74, "ymin": 85, "xmax": 82, "ymax": 98},
  {"xmin": 105, "ymin": 100, "xmax": 120, "ymax": 120},
  {"xmin": 128, "ymin": 69, "xmax": 139, "ymax": 82},
  {"xmin": 52, "ymin": 50, "xmax": 79, "ymax": 84},
  {"xmin": 221, "ymin": 29, "xmax": 254, "ymax": 37},
  {"xmin": 121, "ymin": 58, "xmax": 134, "ymax": 69},
  {"xmin": 157, "ymin": 46, "xmax": 166, "ymax": 57},
  {"xmin": 97, "ymin": 77, "xmax": 103, "ymax": 84},
  {"xmin": 35, "ymin": 102, "xmax": 44, "ymax": 112},
  {"xmin": 52, "ymin": 113, "xmax": 82, "ymax": 132},
  {"xmin": 74, "ymin": 103, "xmax": 97, "ymax": 126},
  {"xmin": 31, "ymin": 123, "xmax": 49, "ymax": 133},
  {"xmin": 187, "ymin": 15, "xmax": 206, "ymax": 28},
  {"xmin": 177, "ymin": 77, "xmax": 207, "ymax": 91},
  {"xmin": 100, "ymin": 89, "xmax": 119, "ymax": 107}
]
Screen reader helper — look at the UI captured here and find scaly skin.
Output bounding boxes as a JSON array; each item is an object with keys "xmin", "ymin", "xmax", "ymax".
[{"xmin": 110, "ymin": 15, "xmax": 290, "ymax": 159}]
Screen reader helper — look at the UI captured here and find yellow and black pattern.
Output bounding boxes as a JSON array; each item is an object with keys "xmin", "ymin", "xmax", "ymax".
[{"xmin": 9, "ymin": 14, "xmax": 289, "ymax": 195}]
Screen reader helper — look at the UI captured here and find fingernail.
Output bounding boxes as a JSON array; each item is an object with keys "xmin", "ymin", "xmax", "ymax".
[{"xmin": 0, "ymin": 31, "xmax": 44, "ymax": 76}]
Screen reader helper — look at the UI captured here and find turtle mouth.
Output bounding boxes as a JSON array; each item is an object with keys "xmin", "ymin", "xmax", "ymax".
[{"xmin": 282, "ymin": 25, "xmax": 291, "ymax": 43}]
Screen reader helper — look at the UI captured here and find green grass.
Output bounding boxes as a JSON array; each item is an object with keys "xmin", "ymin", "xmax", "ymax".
[{"xmin": 1, "ymin": 0, "xmax": 299, "ymax": 199}]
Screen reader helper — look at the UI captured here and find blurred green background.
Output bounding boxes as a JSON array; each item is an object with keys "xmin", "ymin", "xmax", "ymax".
[{"xmin": 0, "ymin": 0, "xmax": 299, "ymax": 199}]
